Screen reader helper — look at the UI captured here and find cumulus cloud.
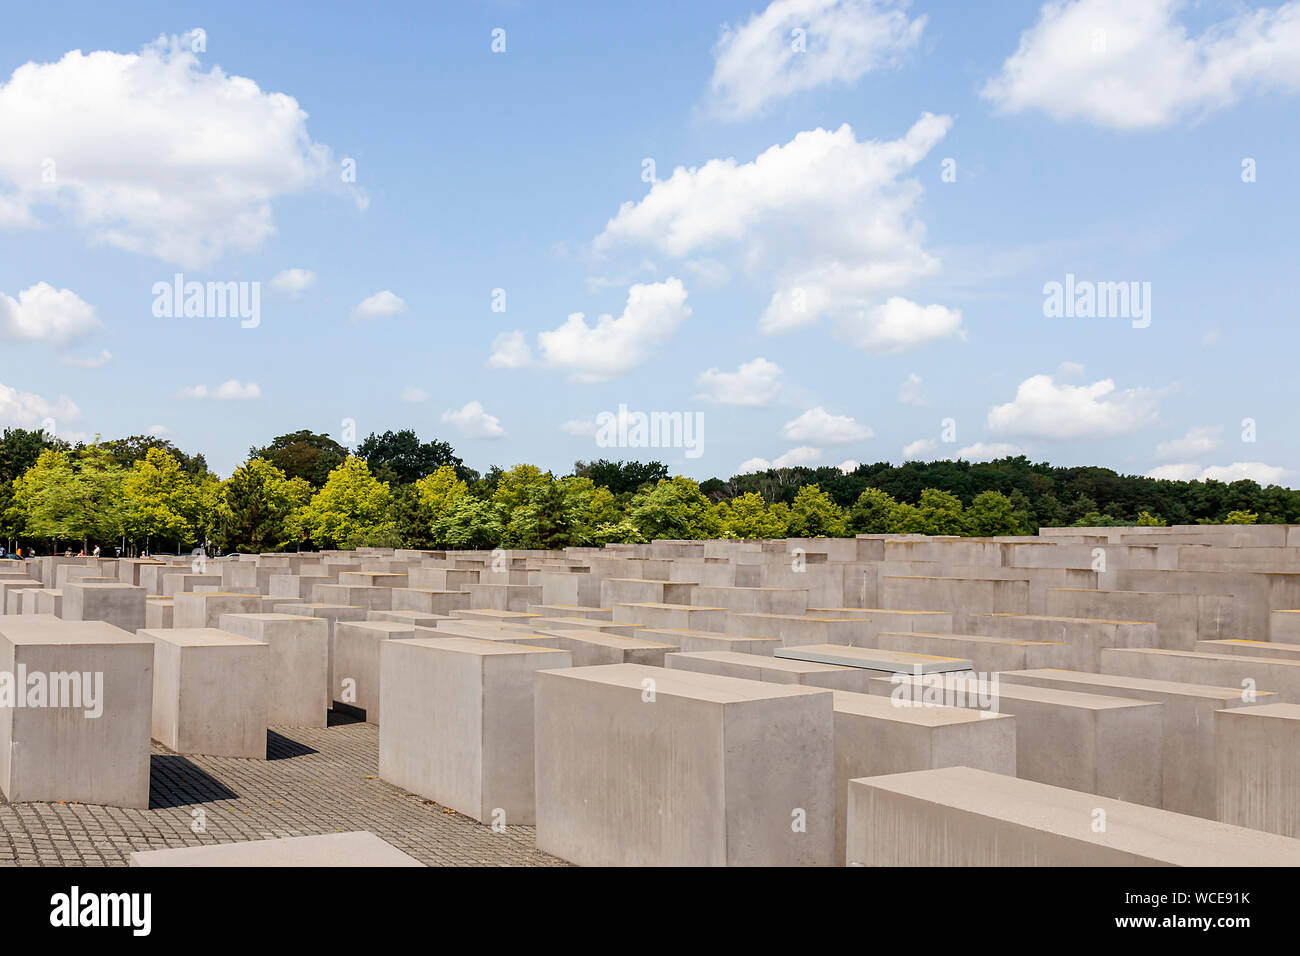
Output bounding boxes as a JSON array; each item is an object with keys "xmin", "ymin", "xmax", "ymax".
[
  {"xmin": 782, "ymin": 406, "xmax": 872, "ymax": 443},
  {"xmin": 838, "ymin": 459, "xmax": 860, "ymax": 474},
  {"xmin": 441, "ymin": 400, "xmax": 504, "ymax": 439},
  {"xmin": 957, "ymin": 441, "xmax": 1026, "ymax": 461},
  {"xmin": 836, "ymin": 297, "xmax": 963, "ymax": 354},
  {"xmin": 695, "ymin": 357, "xmax": 784, "ymax": 406},
  {"xmin": 352, "ymin": 290, "xmax": 406, "ymax": 319},
  {"xmin": 987, "ymin": 373, "xmax": 1159, "ymax": 440},
  {"xmin": 0, "ymin": 35, "xmax": 361, "ymax": 266},
  {"xmin": 537, "ymin": 278, "xmax": 690, "ymax": 383},
  {"xmin": 594, "ymin": 115, "xmax": 961, "ymax": 353},
  {"xmin": 0, "ymin": 283, "xmax": 100, "ymax": 348},
  {"xmin": 400, "ymin": 387, "xmax": 429, "ymax": 404},
  {"xmin": 560, "ymin": 419, "xmax": 598, "ymax": 437},
  {"xmin": 177, "ymin": 380, "xmax": 261, "ymax": 400},
  {"xmin": 898, "ymin": 372, "xmax": 926, "ymax": 405},
  {"xmin": 982, "ymin": 0, "xmax": 1300, "ymax": 129},
  {"xmin": 738, "ymin": 445, "xmax": 826, "ymax": 473},
  {"xmin": 1148, "ymin": 461, "xmax": 1288, "ymax": 485},
  {"xmin": 1153, "ymin": 425, "xmax": 1221, "ymax": 462},
  {"xmin": 487, "ymin": 330, "xmax": 533, "ymax": 369},
  {"xmin": 270, "ymin": 269, "xmax": 316, "ymax": 297},
  {"xmin": 902, "ymin": 437, "xmax": 936, "ymax": 459},
  {"xmin": 707, "ymin": 0, "xmax": 927, "ymax": 120},
  {"xmin": 0, "ymin": 382, "xmax": 80, "ymax": 428}
]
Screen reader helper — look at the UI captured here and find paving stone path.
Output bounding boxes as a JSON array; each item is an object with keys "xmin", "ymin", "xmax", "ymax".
[{"xmin": 0, "ymin": 712, "xmax": 565, "ymax": 867}]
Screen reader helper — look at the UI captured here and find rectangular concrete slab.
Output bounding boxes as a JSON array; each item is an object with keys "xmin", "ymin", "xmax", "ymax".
[
  {"xmin": 129, "ymin": 830, "xmax": 424, "ymax": 866},
  {"xmin": 534, "ymin": 662, "xmax": 834, "ymax": 866},
  {"xmin": 847, "ymin": 766, "xmax": 1300, "ymax": 866}
]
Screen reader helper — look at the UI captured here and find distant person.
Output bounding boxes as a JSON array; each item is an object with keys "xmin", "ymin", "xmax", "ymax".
[{"xmin": 92, "ymin": 545, "xmax": 101, "ymax": 558}]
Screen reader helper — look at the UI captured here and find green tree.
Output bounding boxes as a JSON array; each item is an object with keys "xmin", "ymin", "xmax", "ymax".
[
  {"xmin": 1136, "ymin": 510, "xmax": 1167, "ymax": 526},
  {"xmin": 413, "ymin": 465, "xmax": 469, "ymax": 532},
  {"xmin": 121, "ymin": 448, "xmax": 204, "ymax": 550},
  {"xmin": 356, "ymin": 429, "xmax": 464, "ymax": 484},
  {"xmin": 716, "ymin": 492, "xmax": 788, "ymax": 539},
  {"xmin": 1223, "ymin": 510, "xmax": 1258, "ymax": 524},
  {"xmin": 249, "ymin": 430, "xmax": 348, "ymax": 488},
  {"xmin": 914, "ymin": 488, "xmax": 967, "ymax": 535},
  {"xmin": 434, "ymin": 496, "xmax": 504, "ymax": 548},
  {"xmin": 574, "ymin": 459, "xmax": 670, "ymax": 495},
  {"xmin": 291, "ymin": 456, "xmax": 395, "ymax": 548},
  {"xmin": 11, "ymin": 445, "xmax": 128, "ymax": 551},
  {"xmin": 848, "ymin": 487, "xmax": 900, "ymax": 534},
  {"xmin": 215, "ymin": 458, "xmax": 313, "ymax": 552},
  {"xmin": 785, "ymin": 484, "xmax": 847, "ymax": 537},
  {"xmin": 628, "ymin": 476, "xmax": 722, "ymax": 540},
  {"xmin": 967, "ymin": 490, "xmax": 1022, "ymax": 536}
]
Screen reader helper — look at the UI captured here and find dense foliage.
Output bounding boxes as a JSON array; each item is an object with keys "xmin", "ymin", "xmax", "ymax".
[{"xmin": 0, "ymin": 426, "xmax": 1281, "ymax": 555}]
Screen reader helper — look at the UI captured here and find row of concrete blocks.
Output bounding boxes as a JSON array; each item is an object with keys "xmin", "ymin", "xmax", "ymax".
[{"xmin": 368, "ymin": 635, "xmax": 1300, "ymax": 865}]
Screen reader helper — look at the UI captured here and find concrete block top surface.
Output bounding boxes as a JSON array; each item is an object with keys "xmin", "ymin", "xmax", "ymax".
[
  {"xmin": 851, "ymin": 766, "xmax": 1300, "ymax": 866},
  {"xmin": 0, "ymin": 618, "xmax": 148, "ymax": 646},
  {"xmin": 129, "ymin": 830, "xmax": 424, "ymax": 867},
  {"xmin": 291, "ymin": 604, "xmax": 364, "ymax": 612},
  {"xmin": 221, "ymin": 612, "xmax": 322, "ymax": 623},
  {"xmin": 1108, "ymin": 647, "xmax": 1300, "ymax": 666},
  {"xmin": 539, "ymin": 629, "xmax": 676, "ymax": 649},
  {"xmin": 893, "ymin": 630, "xmax": 1063, "ymax": 648},
  {"xmin": 810, "ymin": 607, "xmax": 951, "ymax": 616},
  {"xmin": 831, "ymin": 689, "xmax": 1011, "ymax": 727},
  {"xmin": 986, "ymin": 613, "xmax": 1152, "ymax": 626},
  {"xmin": 613, "ymin": 602, "xmax": 726, "ymax": 611},
  {"xmin": 1004, "ymin": 668, "xmax": 1268, "ymax": 701},
  {"xmin": 140, "ymin": 627, "xmax": 265, "ymax": 648},
  {"xmin": 338, "ymin": 621, "xmax": 417, "ymax": 636},
  {"xmin": 912, "ymin": 674, "xmax": 1163, "ymax": 712},
  {"xmin": 645, "ymin": 627, "xmax": 778, "ymax": 640},
  {"xmin": 540, "ymin": 661, "xmax": 832, "ymax": 704},
  {"xmin": 1217, "ymin": 702, "xmax": 1300, "ymax": 722},
  {"xmin": 777, "ymin": 643, "xmax": 973, "ymax": 673},
  {"xmin": 390, "ymin": 635, "xmax": 569, "ymax": 659},
  {"xmin": 670, "ymin": 649, "xmax": 859, "ymax": 676}
]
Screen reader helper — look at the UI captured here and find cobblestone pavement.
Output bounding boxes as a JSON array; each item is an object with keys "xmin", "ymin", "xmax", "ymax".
[{"xmin": 0, "ymin": 712, "xmax": 566, "ymax": 866}]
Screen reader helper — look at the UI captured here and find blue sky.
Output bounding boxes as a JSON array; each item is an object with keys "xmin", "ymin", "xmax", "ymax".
[{"xmin": 0, "ymin": 0, "xmax": 1297, "ymax": 483}]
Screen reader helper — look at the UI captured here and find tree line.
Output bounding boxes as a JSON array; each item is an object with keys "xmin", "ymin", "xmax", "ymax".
[{"xmin": 0, "ymin": 426, "xmax": 1276, "ymax": 554}]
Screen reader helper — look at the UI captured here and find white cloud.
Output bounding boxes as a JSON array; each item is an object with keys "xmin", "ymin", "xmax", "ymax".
[
  {"xmin": 400, "ymin": 387, "xmax": 429, "ymax": 404},
  {"xmin": 957, "ymin": 442, "xmax": 1026, "ymax": 461},
  {"xmin": 684, "ymin": 258, "xmax": 731, "ymax": 288},
  {"xmin": 982, "ymin": 0, "xmax": 1300, "ymax": 129},
  {"xmin": 595, "ymin": 115, "xmax": 960, "ymax": 353},
  {"xmin": 0, "ymin": 382, "xmax": 80, "ymax": 429},
  {"xmin": 146, "ymin": 424, "xmax": 170, "ymax": 437},
  {"xmin": 902, "ymin": 437, "xmax": 936, "ymax": 459},
  {"xmin": 0, "ymin": 35, "xmax": 360, "ymax": 266},
  {"xmin": 560, "ymin": 419, "xmax": 597, "ymax": 437},
  {"xmin": 782, "ymin": 406, "xmax": 872, "ymax": 444},
  {"xmin": 1153, "ymin": 425, "xmax": 1221, "ymax": 462},
  {"xmin": 177, "ymin": 380, "xmax": 261, "ymax": 400},
  {"xmin": 353, "ymin": 290, "xmax": 406, "ymax": 319},
  {"xmin": 441, "ymin": 400, "xmax": 504, "ymax": 439},
  {"xmin": 58, "ymin": 349, "xmax": 113, "ymax": 368},
  {"xmin": 0, "ymin": 283, "xmax": 100, "ymax": 348},
  {"xmin": 270, "ymin": 269, "xmax": 316, "ymax": 296},
  {"xmin": 695, "ymin": 357, "xmax": 783, "ymax": 406},
  {"xmin": 487, "ymin": 330, "xmax": 533, "ymax": 369},
  {"xmin": 707, "ymin": 0, "xmax": 926, "ymax": 120},
  {"xmin": 987, "ymin": 373, "xmax": 1159, "ymax": 440},
  {"xmin": 1148, "ymin": 462, "xmax": 1288, "ymax": 485},
  {"xmin": 1056, "ymin": 360, "xmax": 1085, "ymax": 378},
  {"xmin": 838, "ymin": 459, "xmax": 860, "ymax": 474},
  {"xmin": 736, "ymin": 445, "xmax": 827, "ymax": 473},
  {"xmin": 836, "ymin": 297, "xmax": 963, "ymax": 354},
  {"xmin": 898, "ymin": 372, "xmax": 926, "ymax": 405},
  {"xmin": 537, "ymin": 278, "xmax": 690, "ymax": 383}
]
